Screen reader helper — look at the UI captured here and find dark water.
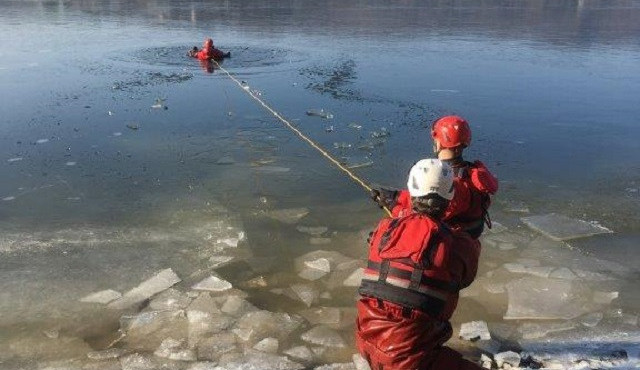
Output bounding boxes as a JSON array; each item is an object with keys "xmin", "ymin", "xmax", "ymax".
[{"xmin": 1, "ymin": 0, "xmax": 639, "ymax": 367}]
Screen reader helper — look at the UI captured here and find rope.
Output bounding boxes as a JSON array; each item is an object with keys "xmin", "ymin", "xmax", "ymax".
[{"xmin": 211, "ymin": 59, "xmax": 392, "ymax": 217}]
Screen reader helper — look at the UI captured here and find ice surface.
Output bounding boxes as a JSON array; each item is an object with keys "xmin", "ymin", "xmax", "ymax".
[
  {"xmin": 504, "ymin": 277, "xmax": 594, "ymax": 320},
  {"xmin": 149, "ymin": 288, "xmax": 192, "ymax": 310},
  {"xmin": 154, "ymin": 338, "xmax": 196, "ymax": 361},
  {"xmin": 301, "ymin": 325, "xmax": 346, "ymax": 348},
  {"xmin": 80, "ymin": 289, "xmax": 122, "ymax": 304},
  {"xmin": 284, "ymin": 346, "xmax": 315, "ymax": 363},
  {"xmin": 192, "ymin": 275, "xmax": 233, "ymax": 292},
  {"xmin": 521, "ymin": 213, "xmax": 612, "ymax": 241},
  {"xmin": 108, "ymin": 268, "xmax": 181, "ymax": 309},
  {"xmin": 120, "ymin": 353, "xmax": 155, "ymax": 370},
  {"xmin": 253, "ymin": 337, "xmax": 279, "ymax": 353},
  {"xmin": 549, "ymin": 267, "xmax": 578, "ymax": 280},
  {"xmin": 254, "ymin": 165, "xmax": 291, "ymax": 173},
  {"xmin": 216, "ymin": 156, "xmax": 235, "ymax": 165},
  {"xmin": 290, "ymin": 283, "xmax": 320, "ymax": 307},
  {"xmin": 265, "ymin": 208, "xmax": 310, "ymax": 224},
  {"xmin": 460, "ymin": 321, "xmax": 491, "ymax": 341},
  {"xmin": 296, "ymin": 226, "xmax": 328, "ymax": 236}
]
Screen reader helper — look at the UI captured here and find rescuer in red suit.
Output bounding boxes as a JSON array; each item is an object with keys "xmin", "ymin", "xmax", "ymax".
[
  {"xmin": 188, "ymin": 38, "xmax": 230, "ymax": 61},
  {"xmin": 356, "ymin": 159, "xmax": 483, "ymax": 370},
  {"xmin": 371, "ymin": 115, "xmax": 498, "ymax": 240}
]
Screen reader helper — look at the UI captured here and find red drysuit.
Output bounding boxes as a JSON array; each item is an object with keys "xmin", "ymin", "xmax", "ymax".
[{"xmin": 356, "ymin": 213, "xmax": 482, "ymax": 370}]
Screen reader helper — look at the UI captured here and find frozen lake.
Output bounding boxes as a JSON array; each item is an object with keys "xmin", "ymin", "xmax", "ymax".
[{"xmin": 1, "ymin": 0, "xmax": 639, "ymax": 368}]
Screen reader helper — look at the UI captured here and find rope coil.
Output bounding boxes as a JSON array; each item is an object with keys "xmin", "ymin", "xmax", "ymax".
[{"xmin": 211, "ymin": 59, "xmax": 392, "ymax": 217}]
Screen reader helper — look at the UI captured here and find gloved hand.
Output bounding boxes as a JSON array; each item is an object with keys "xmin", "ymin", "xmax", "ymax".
[{"xmin": 370, "ymin": 187, "xmax": 399, "ymax": 210}]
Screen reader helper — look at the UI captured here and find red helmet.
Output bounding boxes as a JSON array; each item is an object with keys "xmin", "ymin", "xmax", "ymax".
[
  {"xmin": 204, "ymin": 38, "xmax": 213, "ymax": 48},
  {"xmin": 431, "ymin": 115, "xmax": 471, "ymax": 149}
]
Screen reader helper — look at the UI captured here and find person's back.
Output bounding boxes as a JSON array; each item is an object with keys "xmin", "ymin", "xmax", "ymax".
[
  {"xmin": 357, "ymin": 159, "xmax": 483, "ymax": 370},
  {"xmin": 373, "ymin": 115, "xmax": 498, "ymax": 239}
]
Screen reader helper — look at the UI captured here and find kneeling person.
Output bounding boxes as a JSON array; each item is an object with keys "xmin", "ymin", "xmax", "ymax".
[{"xmin": 356, "ymin": 159, "xmax": 482, "ymax": 370}]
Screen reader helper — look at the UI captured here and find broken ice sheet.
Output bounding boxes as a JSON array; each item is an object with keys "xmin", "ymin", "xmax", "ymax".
[
  {"xmin": 504, "ymin": 277, "xmax": 594, "ymax": 320},
  {"xmin": 521, "ymin": 213, "xmax": 612, "ymax": 241},
  {"xmin": 108, "ymin": 268, "xmax": 181, "ymax": 309},
  {"xmin": 289, "ymin": 283, "xmax": 320, "ymax": 307},
  {"xmin": 265, "ymin": 207, "xmax": 309, "ymax": 224},
  {"xmin": 192, "ymin": 275, "xmax": 233, "ymax": 292}
]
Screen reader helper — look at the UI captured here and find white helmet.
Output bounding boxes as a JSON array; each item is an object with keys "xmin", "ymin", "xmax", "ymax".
[{"xmin": 407, "ymin": 159, "xmax": 454, "ymax": 200}]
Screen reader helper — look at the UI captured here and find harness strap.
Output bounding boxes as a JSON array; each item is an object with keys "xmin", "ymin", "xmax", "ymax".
[
  {"xmin": 378, "ymin": 259, "xmax": 390, "ymax": 282},
  {"xmin": 359, "ymin": 279, "xmax": 446, "ymax": 317},
  {"xmin": 367, "ymin": 260, "xmax": 460, "ymax": 292}
]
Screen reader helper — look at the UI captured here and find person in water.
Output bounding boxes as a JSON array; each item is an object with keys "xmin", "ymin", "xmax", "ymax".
[
  {"xmin": 189, "ymin": 38, "xmax": 230, "ymax": 61},
  {"xmin": 356, "ymin": 159, "xmax": 484, "ymax": 369},
  {"xmin": 371, "ymin": 115, "xmax": 498, "ymax": 240}
]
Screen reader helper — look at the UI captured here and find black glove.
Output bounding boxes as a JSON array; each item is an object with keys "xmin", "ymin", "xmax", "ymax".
[{"xmin": 370, "ymin": 187, "xmax": 399, "ymax": 210}]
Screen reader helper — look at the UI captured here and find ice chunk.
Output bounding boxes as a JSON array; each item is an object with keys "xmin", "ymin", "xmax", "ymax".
[
  {"xmin": 221, "ymin": 295, "xmax": 258, "ymax": 317},
  {"xmin": 209, "ymin": 256, "xmax": 234, "ymax": 269},
  {"xmin": 7, "ymin": 157, "xmax": 23, "ymax": 162},
  {"xmin": 221, "ymin": 349, "xmax": 304, "ymax": 370},
  {"xmin": 108, "ymin": 268, "xmax": 181, "ymax": 309},
  {"xmin": 233, "ymin": 310, "xmax": 304, "ymax": 344},
  {"xmin": 476, "ymin": 339, "xmax": 501, "ymax": 355},
  {"xmin": 494, "ymin": 351, "xmax": 521, "ymax": 368},
  {"xmin": 253, "ymin": 337, "xmax": 279, "ymax": 353},
  {"xmin": 192, "ymin": 275, "xmax": 232, "ymax": 292},
  {"xmin": 188, "ymin": 292, "xmax": 220, "ymax": 315},
  {"xmin": 120, "ymin": 310, "xmax": 188, "ymax": 351},
  {"xmin": 348, "ymin": 123, "xmax": 362, "ymax": 130},
  {"xmin": 460, "ymin": 321, "xmax": 491, "ymax": 341},
  {"xmin": 301, "ymin": 325, "xmax": 346, "ymax": 348},
  {"xmin": 296, "ymin": 226, "xmax": 328, "ymax": 236},
  {"xmin": 290, "ymin": 283, "xmax": 320, "ymax": 307},
  {"xmin": 65, "ymin": 161, "xmax": 77, "ymax": 166},
  {"xmin": 154, "ymin": 338, "xmax": 196, "ymax": 361},
  {"xmin": 305, "ymin": 258, "xmax": 331, "ymax": 273},
  {"xmin": 504, "ymin": 277, "xmax": 594, "ymax": 320},
  {"xmin": 149, "ymin": 288, "xmax": 191, "ymax": 310},
  {"xmin": 300, "ymin": 307, "xmax": 342, "ymax": 327},
  {"xmin": 266, "ymin": 208, "xmax": 310, "ymax": 224},
  {"xmin": 284, "ymin": 345, "xmax": 314, "ymax": 363},
  {"xmin": 294, "ymin": 250, "xmax": 352, "ymax": 271},
  {"xmin": 197, "ymin": 332, "xmax": 237, "ymax": 361},
  {"xmin": 345, "ymin": 159, "xmax": 373, "ymax": 169},
  {"xmin": 343, "ymin": 268, "xmax": 364, "ymax": 287},
  {"xmin": 333, "ymin": 142, "xmax": 352, "ymax": 149},
  {"xmin": 80, "ymin": 289, "xmax": 121, "ymax": 304},
  {"xmin": 521, "ymin": 213, "xmax": 612, "ymax": 241},
  {"xmin": 36, "ymin": 138, "xmax": 49, "ymax": 144},
  {"xmin": 483, "ymin": 282, "xmax": 505, "ymax": 294},
  {"xmin": 186, "ymin": 363, "xmax": 218, "ymax": 370},
  {"xmin": 352, "ymin": 354, "xmax": 371, "ymax": 370},
  {"xmin": 306, "ymin": 109, "xmax": 334, "ymax": 119}
]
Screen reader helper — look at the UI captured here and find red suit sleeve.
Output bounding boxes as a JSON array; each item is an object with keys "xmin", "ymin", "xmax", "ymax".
[{"xmin": 391, "ymin": 190, "xmax": 412, "ymax": 217}]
